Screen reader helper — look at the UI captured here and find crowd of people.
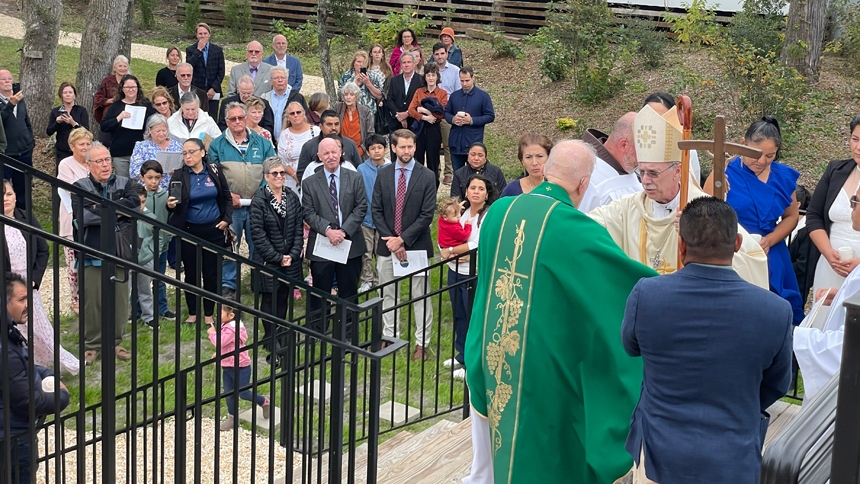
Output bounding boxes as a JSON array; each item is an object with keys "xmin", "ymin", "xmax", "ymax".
[{"xmin": 2, "ymin": 17, "xmax": 860, "ymax": 484}]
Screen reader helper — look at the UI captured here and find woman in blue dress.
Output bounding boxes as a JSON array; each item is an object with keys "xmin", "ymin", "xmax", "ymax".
[{"xmin": 705, "ymin": 116, "xmax": 804, "ymax": 324}]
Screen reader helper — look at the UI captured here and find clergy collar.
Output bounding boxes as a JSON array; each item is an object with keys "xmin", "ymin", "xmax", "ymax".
[
  {"xmin": 581, "ymin": 128, "xmax": 626, "ymax": 176},
  {"xmin": 651, "ymin": 190, "xmax": 680, "ymax": 218}
]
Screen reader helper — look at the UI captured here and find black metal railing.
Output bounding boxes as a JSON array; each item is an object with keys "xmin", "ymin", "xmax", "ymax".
[{"xmin": 0, "ymin": 153, "xmax": 470, "ymax": 484}]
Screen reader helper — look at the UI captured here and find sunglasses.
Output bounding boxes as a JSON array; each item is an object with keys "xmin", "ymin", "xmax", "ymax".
[
  {"xmin": 288, "ymin": 111, "xmax": 303, "ymax": 116},
  {"xmin": 247, "ymin": 50, "xmax": 262, "ymax": 54},
  {"xmin": 268, "ymin": 171, "xmax": 287, "ymax": 177},
  {"xmin": 227, "ymin": 115, "xmax": 246, "ymax": 122}
]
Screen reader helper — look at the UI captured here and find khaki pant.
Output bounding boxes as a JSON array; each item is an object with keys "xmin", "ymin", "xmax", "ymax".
[
  {"xmin": 378, "ymin": 255, "xmax": 433, "ymax": 347},
  {"xmin": 83, "ymin": 265, "xmax": 130, "ymax": 351},
  {"xmin": 360, "ymin": 226, "xmax": 380, "ymax": 284},
  {"xmin": 441, "ymin": 120, "xmax": 452, "ymax": 177}
]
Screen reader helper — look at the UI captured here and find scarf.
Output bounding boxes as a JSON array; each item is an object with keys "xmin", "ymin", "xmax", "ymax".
[{"xmin": 267, "ymin": 185, "xmax": 287, "ymax": 218}]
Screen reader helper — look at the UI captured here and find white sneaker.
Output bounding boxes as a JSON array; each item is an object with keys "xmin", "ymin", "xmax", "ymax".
[
  {"xmin": 443, "ymin": 358, "xmax": 463, "ymax": 369},
  {"xmin": 359, "ymin": 281, "xmax": 372, "ymax": 293},
  {"xmin": 453, "ymin": 368, "xmax": 466, "ymax": 380}
]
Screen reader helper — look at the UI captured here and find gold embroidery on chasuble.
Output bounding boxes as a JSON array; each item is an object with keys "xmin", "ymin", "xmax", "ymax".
[
  {"xmin": 484, "ymin": 199, "xmax": 555, "ymax": 462},
  {"xmin": 637, "ymin": 218, "xmax": 676, "ymax": 275}
]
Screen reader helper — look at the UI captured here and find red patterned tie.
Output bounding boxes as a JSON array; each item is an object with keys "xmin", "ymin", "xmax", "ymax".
[{"xmin": 395, "ymin": 168, "xmax": 406, "ymax": 234}]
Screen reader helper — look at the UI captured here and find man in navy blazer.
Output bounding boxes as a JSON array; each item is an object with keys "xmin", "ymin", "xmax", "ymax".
[
  {"xmin": 371, "ymin": 129, "xmax": 437, "ymax": 360},
  {"xmin": 185, "ymin": 23, "xmax": 225, "ymax": 120},
  {"xmin": 263, "ymin": 34, "xmax": 304, "ymax": 92},
  {"xmin": 621, "ymin": 197, "xmax": 793, "ymax": 484}
]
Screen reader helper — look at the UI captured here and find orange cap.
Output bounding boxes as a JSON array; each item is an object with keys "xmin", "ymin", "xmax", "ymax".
[{"xmin": 439, "ymin": 27, "xmax": 455, "ymax": 40}]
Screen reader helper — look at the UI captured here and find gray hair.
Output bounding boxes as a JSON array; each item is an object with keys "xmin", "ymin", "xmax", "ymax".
[
  {"xmin": 224, "ymin": 101, "xmax": 248, "ymax": 116},
  {"xmin": 175, "ymin": 62, "xmax": 193, "ymax": 74},
  {"xmin": 113, "ymin": 55, "xmax": 129, "ymax": 69},
  {"xmin": 237, "ymin": 75, "xmax": 255, "ymax": 88},
  {"xmin": 143, "ymin": 114, "xmax": 169, "ymax": 141},
  {"xmin": 270, "ymin": 66, "xmax": 288, "ymax": 79},
  {"xmin": 400, "ymin": 52, "xmax": 416, "ymax": 64},
  {"xmin": 179, "ymin": 91, "xmax": 200, "ymax": 107},
  {"xmin": 85, "ymin": 141, "xmax": 109, "ymax": 162},
  {"xmin": 262, "ymin": 156, "xmax": 286, "ymax": 175},
  {"xmin": 341, "ymin": 82, "xmax": 361, "ymax": 96}
]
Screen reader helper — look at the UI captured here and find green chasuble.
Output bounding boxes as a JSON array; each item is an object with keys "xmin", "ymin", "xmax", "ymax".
[{"xmin": 465, "ymin": 182, "xmax": 658, "ymax": 484}]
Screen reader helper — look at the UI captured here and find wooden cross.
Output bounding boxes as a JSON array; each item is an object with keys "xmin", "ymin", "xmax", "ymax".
[{"xmin": 678, "ymin": 116, "xmax": 762, "ymax": 200}]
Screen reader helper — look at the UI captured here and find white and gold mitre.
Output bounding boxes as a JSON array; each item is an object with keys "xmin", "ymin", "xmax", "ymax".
[{"xmin": 633, "ymin": 104, "xmax": 683, "ymax": 163}]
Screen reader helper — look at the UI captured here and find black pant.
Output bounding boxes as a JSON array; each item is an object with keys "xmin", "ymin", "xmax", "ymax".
[
  {"xmin": 260, "ymin": 281, "xmax": 291, "ymax": 342},
  {"xmin": 4, "ymin": 149, "xmax": 32, "ymax": 210},
  {"xmin": 308, "ymin": 257, "xmax": 361, "ymax": 334},
  {"xmin": 415, "ymin": 122, "xmax": 442, "ymax": 188},
  {"xmin": 0, "ymin": 437, "xmax": 30, "ymax": 484},
  {"xmin": 181, "ymin": 222, "xmax": 229, "ymax": 317}
]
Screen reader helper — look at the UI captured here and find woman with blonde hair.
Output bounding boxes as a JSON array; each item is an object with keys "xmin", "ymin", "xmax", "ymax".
[
  {"xmin": 306, "ymin": 92, "xmax": 330, "ymax": 127},
  {"xmin": 245, "ymin": 96, "xmax": 273, "ymax": 142},
  {"xmin": 339, "ymin": 50, "xmax": 385, "ymax": 117},
  {"xmin": 277, "ymin": 101, "xmax": 319, "ymax": 196},
  {"xmin": 151, "ymin": 86, "xmax": 176, "ymax": 119},
  {"xmin": 56, "ymin": 127, "xmax": 94, "ymax": 315}
]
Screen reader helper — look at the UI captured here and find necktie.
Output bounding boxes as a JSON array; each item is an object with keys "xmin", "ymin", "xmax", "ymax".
[
  {"xmin": 329, "ymin": 174, "xmax": 339, "ymax": 223},
  {"xmin": 250, "ymin": 66, "xmax": 258, "ymax": 81},
  {"xmin": 395, "ymin": 168, "xmax": 406, "ymax": 234}
]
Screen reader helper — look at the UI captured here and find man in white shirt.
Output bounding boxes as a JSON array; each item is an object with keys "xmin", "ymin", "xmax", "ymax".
[{"xmin": 580, "ymin": 112, "xmax": 641, "ymax": 213}]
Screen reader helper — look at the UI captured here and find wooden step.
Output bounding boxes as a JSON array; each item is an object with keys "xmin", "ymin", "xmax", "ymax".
[
  {"xmin": 763, "ymin": 400, "xmax": 802, "ymax": 452},
  {"xmin": 377, "ymin": 419, "xmax": 471, "ymax": 484},
  {"xmin": 376, "ymin": 420, "xmax": 459, "ymax": 473}
]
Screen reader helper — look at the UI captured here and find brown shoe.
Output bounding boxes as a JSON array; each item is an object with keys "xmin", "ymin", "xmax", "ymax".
[
  {"xmin": 412, "ymin": 345, "xmax": 428, "ymax": 361},
  {"xmin": 220, "ymin": 415, "xmax": 235, "ymax": 431},
  {"xmin": 84, "ymin": 350, "xmax": 99, "ymax": 365},
  {"xmin": 262, "ymin": 398, "xmax": 271, "ymax": 419},
  {"xmin": 443, "ymin": 175, "xmax": 453, "ymax": 185},
  {"xmin": 115, "ymin": 346, "xmax": 131, "ymax": 361}
]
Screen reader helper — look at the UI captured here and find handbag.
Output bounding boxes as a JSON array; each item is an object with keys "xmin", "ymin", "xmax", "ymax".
[{"xmin": 375, "ymin": 102, "xmax": 391, "ymax": 135}]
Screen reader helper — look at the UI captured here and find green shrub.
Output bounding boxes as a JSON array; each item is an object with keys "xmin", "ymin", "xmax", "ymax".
[
  {"xmin": 539, "ymin": 38, "xmax": 572, "ymax": 81},
  {"xmin": 183, "ymin": 0, "xmax": 202, "ymax": 36},
  {"xmin": 664, "ymin": 0, "xmax": 723, "ymax": 45},
  {"xmin": 728, "ymin": 0, "xmax": 786, "ymax": 54},
  {"xmin": 224, "ymin": 0, "xmax": 252, "ymax": 41},
  {"xmin": 484, "ymin": 27, "xmax": 524, "ymax": 59},
  {"xmin": 271, "ymin": 18, "xmax": 319, "ymax": 54},
  {"xmin": 139, "ymin": 0, "xmax": 156, "ymax": 29},
  {"xmin": 361, "ymin": 7, "xmax": 435, "ymax": 49},
  {"xmin": 617, "ymin": 15, "xmax": 667, "ymax": 69},
  {"xmin": 556, "ymin": 117, "xmax": 578, "ymax": 131},
  {"xmin": 827, "ymin": 0, "xmax": 860, "ymax": 73}
]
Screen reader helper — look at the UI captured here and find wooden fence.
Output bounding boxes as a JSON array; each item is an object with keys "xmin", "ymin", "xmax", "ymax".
[{"xmin": 178, "ymin": 0, "xmax": 734, "ymax": 40}]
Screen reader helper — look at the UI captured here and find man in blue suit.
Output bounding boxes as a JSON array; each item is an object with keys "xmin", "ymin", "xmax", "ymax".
[
  {"xmin": 263, "ymin": 34, "xmax": 304, "ymax": 93},
  {"xmin": 621, "ymin": 197, "xmax": 793, "ymax": 484}
]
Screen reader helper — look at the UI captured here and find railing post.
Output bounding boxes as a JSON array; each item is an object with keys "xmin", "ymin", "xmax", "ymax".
[
  {"xmin": 328, "ymin": 302, "xmax": 347, "ymax": 483},
  {"xmin": 175, "ymin": 371, "xmax": 187, "ymax": 484},
  {"xmin": 100, "ymin": 203, "xmax": 118, "ymax": 484},
  {"xmin": 366, "ymin": 300, "xmax": 383, "ymax": 484},
  {"xmin": 831, "ymin": 294, "xmax": 860, "ymax": 483}
]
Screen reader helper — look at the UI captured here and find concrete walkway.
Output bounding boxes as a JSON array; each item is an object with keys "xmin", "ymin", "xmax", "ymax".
[{"xmin": 0, "ymin": 13, "xmax": 326, "ymax": 93}]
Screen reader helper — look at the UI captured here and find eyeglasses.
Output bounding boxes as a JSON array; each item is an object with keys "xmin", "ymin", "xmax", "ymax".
[
  {"xmin": 181, "ymin": 149, "xmax": 202, "ymax": 157},
  {"xmin": 88, "ymin": 157, "xmax": 112, "ymax": 165},
  {"xmin": 154, "ymin": 102, "xmax": 169, "ymax": 108},
  {"xmin": 178, "ymin": 74, "xmax": 192, "ymax": 78},
  {"xmin": 268, "ymin": 171, "xmax": 287, "ymax": 177},
  {"xmin": 227, "ymin": 115, "xmax": 246, "ymax": 122},
  {"xmin": 852, "ymin": 195, "xmax": 860, "ymax": 208},
  {"xmin": 122, "ymin": 86, "xmax": 138, "ymax": 90},
  {"xmin": 288, "ymin": 111, "xmax": 303, "ymax": 116},
  {"xmin": 247, "ymin": 50, "xmax": 262, "ymax": 54},
  {"xmin": 633, "ymin": 164, "xmax": 678, "ymax": 179}
]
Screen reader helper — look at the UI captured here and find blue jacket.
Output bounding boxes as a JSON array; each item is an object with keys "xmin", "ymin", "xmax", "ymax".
[
  {"xmin": 262, "ymin": 54, "xmax": 304, "ymax": 92},
  {"xmin": 443, "ymin": 86, "xmax": 495, "ymax": 155},
  {"xmin": 356, "ymin": 159, "xmax": 389, "ymax": 228},
  {"xmin": 0, "ymin": 320, "xmax": 70, "ymax": 440},
  {"xmin": 621, "ymin": 263, "xmax": 793, "ymax": 484}
]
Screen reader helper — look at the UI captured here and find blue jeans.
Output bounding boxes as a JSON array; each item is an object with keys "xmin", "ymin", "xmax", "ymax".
[
  {"xmin": 156, "ymin": 251, "xmax": 169, "ymax": 315},
  {"xmin": 447, "ymin": 268, "xmax": 471, "ymax": 365},
  {"xmin": 450, "ymin": 153, "xmax": 468, "ymax": 173},
  {"xmin": 222, "ymin": 207, "xmax": 254, "ymax": 290},
  {"xmin": 222, "ymin": 365, "xmax": 265, "ymax": 415}
]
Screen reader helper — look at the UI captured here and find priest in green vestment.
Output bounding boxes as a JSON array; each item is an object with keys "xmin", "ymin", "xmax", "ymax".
[{"xmin": 464, "ymin": 140, "xmax": 658, "ymax": 484}]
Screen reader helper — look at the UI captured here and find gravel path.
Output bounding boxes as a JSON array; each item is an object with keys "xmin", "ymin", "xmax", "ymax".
[{"xmin": 0, "ymin": 13, "xmax": 327, "ymax": 94}]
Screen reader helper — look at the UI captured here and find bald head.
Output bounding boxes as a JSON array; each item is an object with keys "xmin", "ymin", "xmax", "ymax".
[
  {"xmin": 246, "ymin": 41, "xmax": 263, "ymax": 67},
  {"xmin": 605, "ymin": 112, "xmax": 638, "ymax": 173},
  {"xmin": 0, "ymin": 70, "xmax": 13, "ymax": 96},
  {"xmin": 544, "ymin": 140, "xmax": 596, "ymax": 208},
  {"xmin": 318, "ymin": 137, "xmax": 342, "ymax": 173}
]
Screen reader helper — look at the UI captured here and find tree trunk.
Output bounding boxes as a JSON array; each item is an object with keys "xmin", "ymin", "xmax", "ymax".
[
  {"xmin": 21, "ymin": 0, "xmax": 63, "ymax": 138},
  {"xmin": 317, "ymin": 0, "xmax": 336, "ymax": 99},
  {"xmin": 75, "ymin": 0, "xmax": 133, "ymax": 118},
  {"xmin": 119, "ymin": 0, "xmax": 135, "ymax": 59},
  {"xmin": 781, "ymin": 0, "xmax": 828, "ymax": 82}
]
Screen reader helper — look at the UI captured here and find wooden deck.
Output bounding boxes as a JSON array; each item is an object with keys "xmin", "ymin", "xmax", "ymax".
[{"xmin": 285, "ymin": 401, "xmax": 801, "ymax": 483}]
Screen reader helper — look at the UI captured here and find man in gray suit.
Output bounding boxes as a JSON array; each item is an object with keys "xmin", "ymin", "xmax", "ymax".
[
  {"xmin": 371, "ymin": 129, "xmax": 437, "ymax": 360},
  {"xmin": 302, "ymin": 137, "xmax": 367, "ymax": 332},
  {"xmin": 227, "ymin": 41, "xmax": 273, "ymax": 97}
]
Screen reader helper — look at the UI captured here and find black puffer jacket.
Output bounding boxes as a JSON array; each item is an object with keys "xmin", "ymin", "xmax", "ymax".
[{"xmin": 249, "ymin": 187, "xmax": 304, "ymax": 293}]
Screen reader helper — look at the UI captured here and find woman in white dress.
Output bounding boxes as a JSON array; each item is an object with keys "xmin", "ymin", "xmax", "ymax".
[
  {"xmin": 3, "ymin": 180, "xmax": 79, "ymax": 375},
  {"xmin": 808, "ymin": 115, "xmax": 860, "ymax": 293},
  {"xmin": 277, "ymin": 101, "xmax": 319, "ymax": 197}
]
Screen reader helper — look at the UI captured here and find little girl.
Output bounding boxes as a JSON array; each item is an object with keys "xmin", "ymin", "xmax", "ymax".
[
  {"xmin": 437, "ymin": 197, "xmax": 472, "ymax": 251},
  {"xmin": 208, "ymin": 302, "xmax": 270, "ymax": 431}
]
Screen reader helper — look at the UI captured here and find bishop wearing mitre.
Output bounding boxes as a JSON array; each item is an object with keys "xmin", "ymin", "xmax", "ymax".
[{"xmin": 589, "ymin": 104, "xmax": 769, "ymax": 288}]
